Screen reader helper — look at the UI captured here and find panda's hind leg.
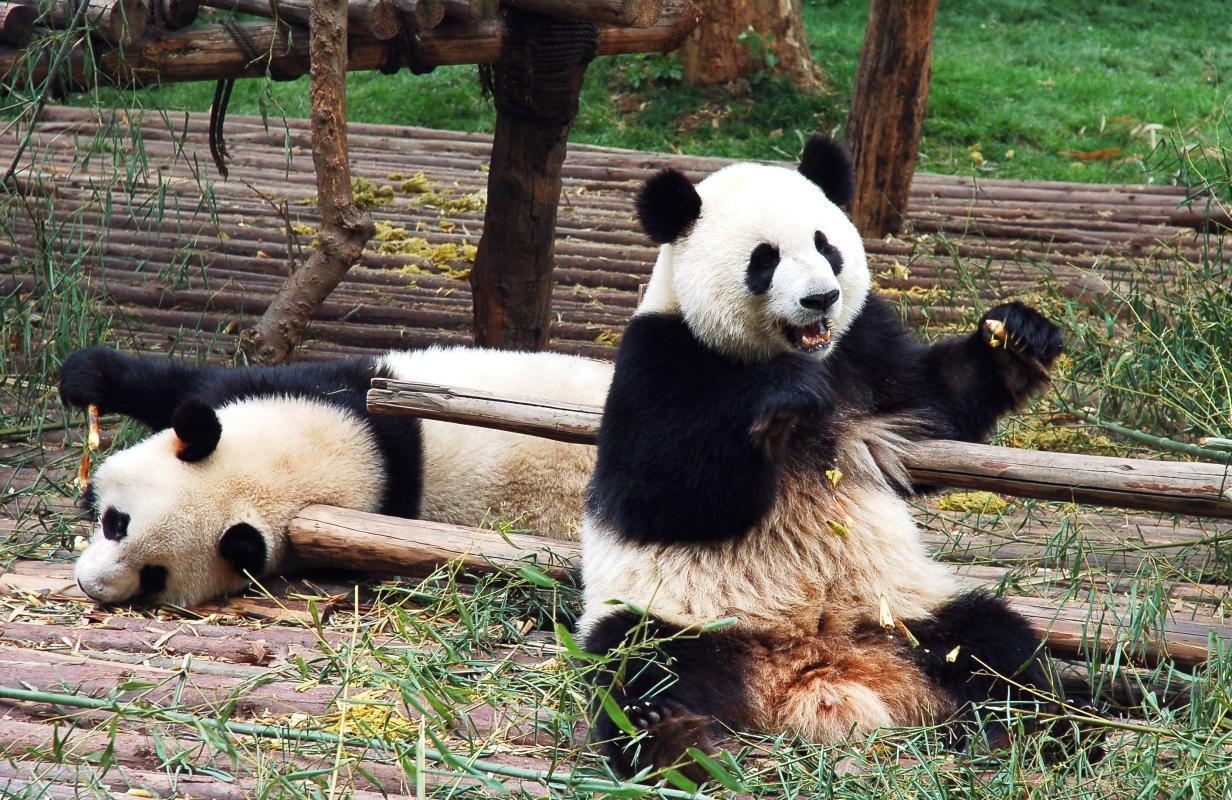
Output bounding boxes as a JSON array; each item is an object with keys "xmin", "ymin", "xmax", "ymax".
[
  {"xmin": 907, "ymin": 589, "xmax": 1056, "ymax": 748},
  {"xmin": 583, "ymin": 612, "xmax": 751, "ymax": 779}
]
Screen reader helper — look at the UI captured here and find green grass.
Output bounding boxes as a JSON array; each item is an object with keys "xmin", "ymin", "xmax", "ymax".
[{"xmin": 81, "ymin": 0, "xmax": 1232, "ymax": 183}]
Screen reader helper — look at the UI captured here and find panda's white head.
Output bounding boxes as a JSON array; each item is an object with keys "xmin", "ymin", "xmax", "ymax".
[
  {"xmin": 76, "ymin": 397, "xmax": 385, "ymax": 607},
  {"xmin": 635, "ymin": 135, "xmax": 869, "ymax": 363}
]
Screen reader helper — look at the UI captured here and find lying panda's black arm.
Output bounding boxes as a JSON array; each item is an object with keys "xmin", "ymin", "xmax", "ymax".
[
  {"xmin": 588, "ymin": 313, "xmax": 830, "ymax": 546},
  {"xmin": 59, "ymin": 347, "xmax": 223, "ymax": 430},
  {"xmin": 833, "ymin": 297, "xmax": 1061, "ymax": 444}
]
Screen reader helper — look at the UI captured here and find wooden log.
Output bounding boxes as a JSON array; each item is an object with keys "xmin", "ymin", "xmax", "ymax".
[
  {"xmin": 0, "ymin": 2, "xmax": 700, "ymax": 87},
  {"xmin": 439, "ymin": 0, "xmax": 495, "ymax": 21},
  {"xmin": 11, "ymin": 0, "xmax": 146, "ymax": 45},
  {"xmin": 845, "ymin": 0, "xmax": 938, "ymax": 237},
  {"xmin": 503, "ymin": 0, "xmax": 660, "ymax": 28},
  {"xmin": 469, "ymin": 11, "xmax": 597, "ymax": 351},
  {"xmin": 287, "ymin": 504, "xmax": 1228, "ymax": 667},
  {"xmin": 201, "ymin": 0, "xmax": 401, "ymax": 41},
  {"xmin": 366, "ymin": 380, "xmax": 1232, "ymax": 519},
  {"xmin": 0, "ymin": 2, "xmax": 33, "ymax": 47},
  {"xmin": 396, "ymin": 0, "xmax": 445, "ymax": 30},
  {"xmin": 147, "ymin": 0, "xmax": 199, "ymax": 29}
]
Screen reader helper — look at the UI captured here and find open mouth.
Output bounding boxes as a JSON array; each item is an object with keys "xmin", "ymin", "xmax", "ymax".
[{"xmin": 783, "ymin": 318, "xmax": 834, "ymax": 353}]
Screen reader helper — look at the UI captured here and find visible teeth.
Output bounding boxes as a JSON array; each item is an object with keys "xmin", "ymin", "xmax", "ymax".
[{"xmin": 800, "ymin": 322, "xmax": 830, "ymax": 349}]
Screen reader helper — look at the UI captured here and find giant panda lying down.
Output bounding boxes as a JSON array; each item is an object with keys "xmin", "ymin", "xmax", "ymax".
[
  {"xmin": 580, "ymin": 136, "xmax": 1064, "ymax": 775},
  {"xmin": 59, "ymin": 345, "xmax": 611, "ymax": 607}
]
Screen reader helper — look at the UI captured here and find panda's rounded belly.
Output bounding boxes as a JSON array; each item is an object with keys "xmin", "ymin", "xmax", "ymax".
[{"xmin": 579, "ymin": 483, "xmax": 962, "ymax": 635}]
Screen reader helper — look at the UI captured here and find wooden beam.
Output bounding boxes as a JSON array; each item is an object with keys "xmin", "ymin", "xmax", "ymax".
[
  {"xmin": 367, "ymin": 379, "xmax": 1232, "ymax": 519},
  {"xmin": 0, "ymin": 2, "xmax": 700, "ymax": 87},
  {"xmin": 287, "ymin": 504, "xmax": 1228, "ymax": 667},
  {"xmin": 11, "ymin": 0, "xmax": 146, "ymax": 45},
  {"xmin": 147, "ymin": 0, "xmax": 199, "ymax": 30},
  {"xmin": 845, "ymin": 0, "xmax": 938, "ymax": 237},
  {"xmin": 0, "ymin": 3, "xmax": 33, "ymax": 47},
  {"xmin": 439, "ymin": 0, "xmax": 496, "ymax": 21},
  {"xmin": 201, "ymin": 0, "xmax": 402, "ymax": 41},
  {"xmin": 395, "ymin": 0, "xmax": 444, "ymax": 30},
  {"xmin": 503, "ymin": 0, "xmax": 660, "ymax": 28}
]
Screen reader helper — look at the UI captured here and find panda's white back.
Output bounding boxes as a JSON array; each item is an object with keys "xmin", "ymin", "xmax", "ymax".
[{"xmin": 381, "ymin": 345, "xmax": 613, "ymax": 536}]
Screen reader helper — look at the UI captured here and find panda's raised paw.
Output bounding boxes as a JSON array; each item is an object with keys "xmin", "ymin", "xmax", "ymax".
[
  {"xmin": 979, "ymin": 302, "xmax": 1063, "ymax": 371},
  {"xmin": 59, "ymin": 347, "xmax": 122, "ymax": 410}
]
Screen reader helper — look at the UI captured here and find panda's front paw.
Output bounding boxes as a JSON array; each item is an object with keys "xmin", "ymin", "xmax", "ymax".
[
  {"xmin": 59, "ymin": 347, "xmax": 121, "ymax": 410},
  {"xmin": 618, "ymin": 699, "xmax": 717, "ymax": 780},
  {"xmin": 750, "ymin": 384, "xmax": 828, "ymax": 463},
  {"xmin": 979, "ymin": 302, "xmax": 1062, "ymax": 375}
]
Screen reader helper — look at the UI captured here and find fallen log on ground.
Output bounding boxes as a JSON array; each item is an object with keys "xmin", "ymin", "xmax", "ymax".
[
  {"xmin": 287, "ymin": 504, "xmax": 1228, "ymax": 668},
  {"xmin": 366, "ymin": 379, "xmax": 1232, "ymax": 520},
  {"xmin": 0, "ymin": 0, "xmax": 700, "ymax": 87}
]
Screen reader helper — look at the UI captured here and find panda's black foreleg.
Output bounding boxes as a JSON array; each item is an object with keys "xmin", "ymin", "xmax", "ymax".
[
  {"xmin": 59, "ymin": 347, "xmax": 217, "ymax": 431},
  {"xmin": 918, "ymin": 302, "xmax": 1062, "ymax": 443},
  {"xmin": 582, "ymin": 611, "xmax": 749, "ymax": 780},
  {"xmin": 907, "ymin": 589, "xmax": 1056, "ymax": 747}
]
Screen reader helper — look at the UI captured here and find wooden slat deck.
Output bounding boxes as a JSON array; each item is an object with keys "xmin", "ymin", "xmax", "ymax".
[{"xmin": 3, "ymin": 106, "xmax": 1232, "ymax": 795}]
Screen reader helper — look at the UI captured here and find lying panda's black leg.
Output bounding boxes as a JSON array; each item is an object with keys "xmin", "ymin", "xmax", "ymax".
[
  {"xmin": 907, "ymin": 589, "xmax": 1055, "ymax": 747},
  {"xmin": 582, "ymin": 611, "xmax": 750, "ymax": 779},
  {"xmin": 918, "ymin": 302, "xmax": 1062, "ymax": 443},
  {"xmin": 59, "ymin": 347, "xmax": 218, "ymax": 431}
]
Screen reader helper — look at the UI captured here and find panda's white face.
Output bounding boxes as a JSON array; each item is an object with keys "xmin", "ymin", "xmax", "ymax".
[
  {"xmin": 635, "ymin": 138, "xmax": 869, "ymax": 364},
  {"xmin": 75, "ymin": 397, "xmax": 385, "ymax": 607}
]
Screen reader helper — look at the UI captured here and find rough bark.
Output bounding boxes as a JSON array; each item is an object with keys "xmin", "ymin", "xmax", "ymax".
[
  {"xmin": 201, "ymin": 0, "xmax": 402, "ymax": 40},
  {"xmin": 469, "ymin": 11, "xmax": 597, "ymax": 350},
  {"xmin": 240, "ymin": 0, "xmax": 374, "ymax": 365},
  {"xmin": 845, "ymin": 0, "xmax": 939, "ymax": 236},
  {"xmin": 11, "ymin": 0, "xmax": 146, "ymax": 44},
  {"xmin": 680, "ymin": 0, "xmax": 818, "ymax": 91}
]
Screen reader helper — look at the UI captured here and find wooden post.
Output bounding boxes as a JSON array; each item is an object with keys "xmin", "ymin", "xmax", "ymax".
[
  {"xmin": 845, "ymin": 0, "xmax": 938, "ymax": 237},
  {"xmin": 240, "ymin": 0, "xmax": 375, "ymax": 364},
  {"xmin": 469, "ymin": 11, "xmax": 598, "ymax": 351}
]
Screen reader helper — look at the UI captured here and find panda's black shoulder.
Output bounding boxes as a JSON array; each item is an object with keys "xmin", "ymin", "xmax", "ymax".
[{"xmin": 826, "ymin": 294, "xmax": 927, "ymax": 411}]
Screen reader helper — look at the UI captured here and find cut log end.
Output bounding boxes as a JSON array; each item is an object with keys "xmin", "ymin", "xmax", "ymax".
[
  {"xmin": 0, "ymin": 3, "xmax": 35, "ymax": 47},
  {"xmin": 109, "ymin": 0, "xmax": 149, "ymax": 44}
]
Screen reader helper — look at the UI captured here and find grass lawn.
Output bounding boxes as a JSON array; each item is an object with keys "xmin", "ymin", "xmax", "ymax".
[{"xmin": 84, "ymin": 0, "xmax": 1232, "ymax": 184}]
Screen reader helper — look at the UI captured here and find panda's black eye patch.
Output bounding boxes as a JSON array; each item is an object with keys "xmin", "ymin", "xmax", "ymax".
[
  {"xmin": 745, "ymin": 243, "xmax": 781, "ymax": 295},
  {"xmin": 814, "ymin": 231, "xmax": 843, "ymax": 275},
  {"xmin": 139, "ymin": 564, "xmax": 168, "ymax": 596},
  {"xmin": 101, "ymin": 507, "xmax": 130, "ymax": 541}
]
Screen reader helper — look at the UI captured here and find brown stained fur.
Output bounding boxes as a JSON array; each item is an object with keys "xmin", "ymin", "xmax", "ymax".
[{"xmin": 743, "ymin": 610, "xmax": 954, "ymax": 741}]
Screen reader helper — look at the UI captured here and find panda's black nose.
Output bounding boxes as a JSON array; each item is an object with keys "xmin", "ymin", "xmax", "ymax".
[{"xmin": 800, "ymin": 290, "xmax": 840, "ymax": 311}]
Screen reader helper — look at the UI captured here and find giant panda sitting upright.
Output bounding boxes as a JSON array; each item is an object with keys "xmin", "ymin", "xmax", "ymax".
[
  {"xmin": 60, "ymin": 345, "xmax": 612, "ymax": 607},
  {"xmin": 579, "ymin": 136, "xmax": 1064, "ymax": 776}
]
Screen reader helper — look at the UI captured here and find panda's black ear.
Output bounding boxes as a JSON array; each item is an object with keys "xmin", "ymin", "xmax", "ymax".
[
  {"xmin": 171, "ymin": 399, "xmax": 221, "ymax": 462},
  {"xmin": 219, "ymin": 522, "xmax": 267, "ymax": 576},
  {"xmin": 798, "ymin": 135, "xmax": 855, "ymax": 208},
  {"xmin": 636, "ymin": 169, "xmax": 702, "ymax": 245}
]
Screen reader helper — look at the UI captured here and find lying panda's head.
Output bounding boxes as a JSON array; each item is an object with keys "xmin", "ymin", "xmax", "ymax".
[
  {"xmin": 635, "ymin": 135, "xmax": 869, "ymax": 363},
  {"xmin": 76, "ymin": 397, "xmax": 385, "ymax": 607}
]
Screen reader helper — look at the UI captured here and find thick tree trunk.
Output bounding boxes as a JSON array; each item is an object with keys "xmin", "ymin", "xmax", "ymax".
[
  {"xmin": 680, "ymin": 0, "xmax": 817, "ymax": 91},
  {"xmin": 845, "ymin": 0, "xmax": 938, "ymax": 236},
  {"xmin": 240, "ymin": 0, "xmax": 375, "ymax": 364},
  {"xmin": 469, "ymin": 12, "xmax": 597, "ymax": 350}
]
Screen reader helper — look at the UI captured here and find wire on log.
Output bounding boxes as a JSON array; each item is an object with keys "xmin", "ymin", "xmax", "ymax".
[
  {"xmin": 11, "ymin": 0, "xmax": 147, "ymax": 46},
  {"xmin": 503, "ymin": 0, "xmax": 661, "ymax": 28},
  {"xmin": 0, "ymin": 0, "xmax": 700, "ymax": 86},
  {"xmin": 0, "ymin": 2, "xmax": 34, "ymax": 47},
  {"xmin": 201, "ymin": 0, "xmax": 402, "ymax": 41},
  {"xmin": 366, "ymin": 379, "xmax": 1232, "ymax": 520},
  {"xmin": 286, "ymin": 504, "xmax": 1226, "ymax": 668}
]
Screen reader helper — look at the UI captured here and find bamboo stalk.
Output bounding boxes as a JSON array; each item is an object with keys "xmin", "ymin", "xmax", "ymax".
[{"xmin": 366, "ymin": 380, "xmax": 1232, "ymax": 519}]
